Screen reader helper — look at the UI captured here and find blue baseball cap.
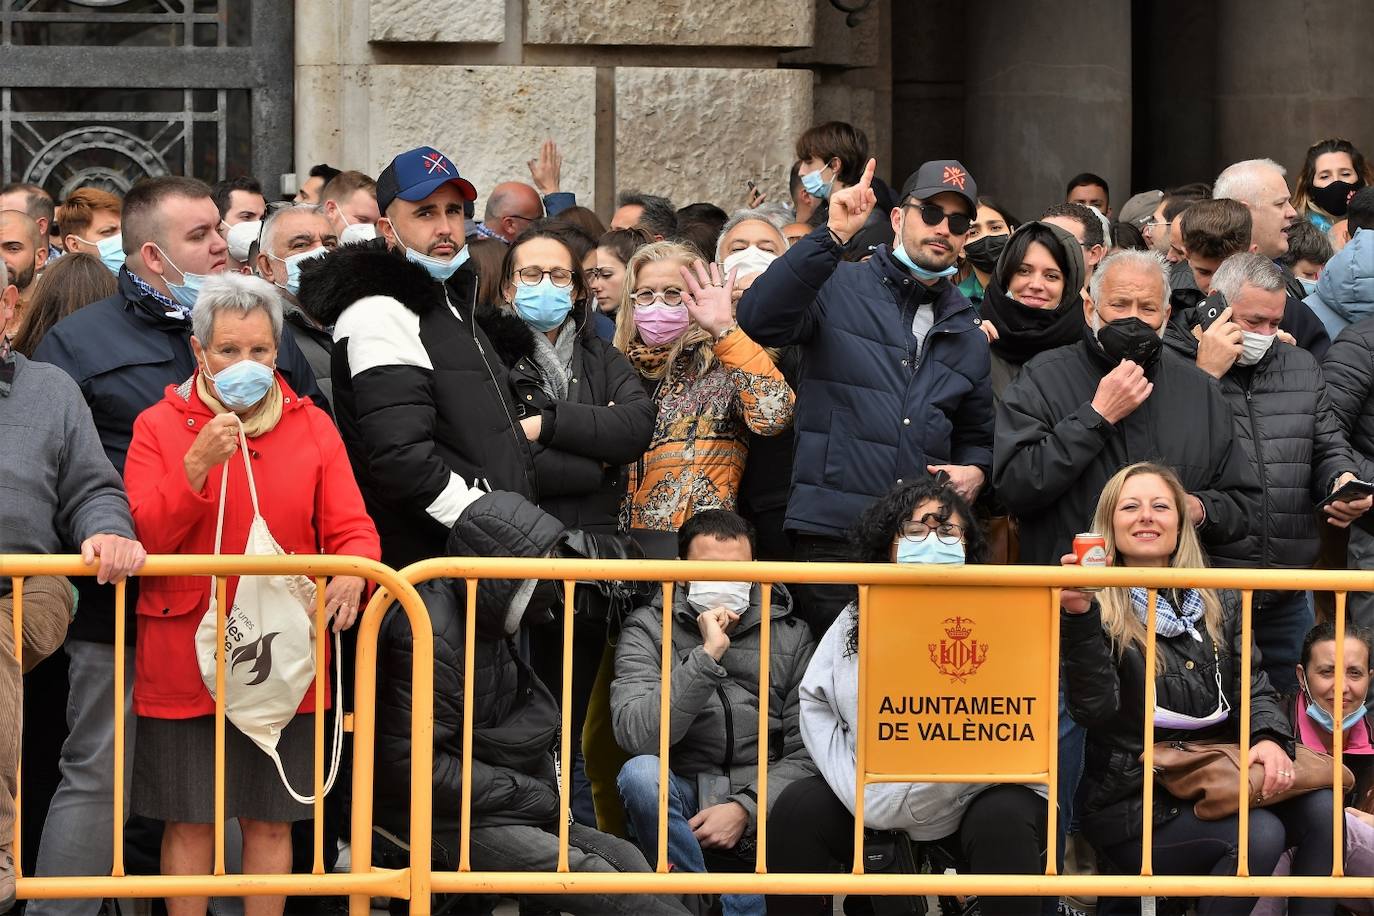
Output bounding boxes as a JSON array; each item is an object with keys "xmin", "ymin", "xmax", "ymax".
[{"xmin": 375, "ymin": 146, "xmax": 478, "ymax": 215}]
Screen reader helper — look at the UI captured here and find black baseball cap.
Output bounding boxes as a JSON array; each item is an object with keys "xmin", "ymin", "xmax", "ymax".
[
  {"xmin": 899, "ymin": 159, "xmax": 978, "ymax": 214},
  {"xmin": 375, "ymin": 146, "xmax": 478, "ymax": 215}
]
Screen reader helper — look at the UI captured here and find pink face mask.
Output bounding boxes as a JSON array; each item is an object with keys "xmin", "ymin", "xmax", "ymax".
[{"xmin": 634, "ymin": 303, "xmax": 691, "ymax": 346}]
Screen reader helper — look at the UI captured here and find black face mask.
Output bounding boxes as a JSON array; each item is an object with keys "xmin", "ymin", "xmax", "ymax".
[
  {"xmin": 1095, "ymin": 316, "xmax": 1163, "ymax": 367},
  {"xmin": 963, "ymin": 233, "xmax": 1009, "ymax": 273},
  {"xmin": 1310, "ymin": 179, "xmax": 1365, "ymax": 217}
]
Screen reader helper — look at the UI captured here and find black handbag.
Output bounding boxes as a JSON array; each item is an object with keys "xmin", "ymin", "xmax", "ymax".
[
  {"xmin": 861, "ymin": 829, "xmax": 927, "ymax": 916},
  {"xmin": 552, "ymin": 530, "xmax": 656, "ymax": 634}
]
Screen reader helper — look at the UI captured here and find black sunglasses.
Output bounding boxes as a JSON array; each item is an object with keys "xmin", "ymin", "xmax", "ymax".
[{"xmin": 907, "ymin": 202, "xmax": 973, "ymax": 236}]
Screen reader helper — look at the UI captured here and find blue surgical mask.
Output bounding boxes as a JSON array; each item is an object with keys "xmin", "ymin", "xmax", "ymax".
[
  {"xmin": 1301, "ymin": 676, "xmax": 1368, "ymax": 734},
  {"xmin": 203, "ymin": 357, "xmax": 276, "ymax": 410},
  {"xmin": 892, "ymin": 217, "xmax": 958, "ymax": 280},
  {"xmin": 513, "ymin": 277, "xmax": 573, "ymax": 332},
  {"xmin": 271, "ymin": 245, "xmax": 329, "ymax": 297},
  {"xmin": 392, "ymin": 225, "xmax": 468, "ymax": 281},
  {"xmin": 1298, "ymin": 277, "xmax": 1319, "ymax": 297},
  {"xmin": 800, "ymin": 162, "xmax": 835, "ymax": 200},
  {"xmin": 77, "ymin": 234, "xmax": 126, "ymax": 274},
  {"xmin": 895, "ymin": 532, "xmax": 965, "ymax": 565},
  {"xmin": 155, "ymin": 245, "xmax": 209, "ymax": 310}
]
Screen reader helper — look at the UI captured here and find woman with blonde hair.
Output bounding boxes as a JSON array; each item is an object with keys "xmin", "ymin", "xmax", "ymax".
[
  {"xmin": 1060, "ymin": 462, "xmax": 1334, "ymax": 916},
  {"xmin": 613, "ymin": 239, "xmax": 794, "ymax": 532}
]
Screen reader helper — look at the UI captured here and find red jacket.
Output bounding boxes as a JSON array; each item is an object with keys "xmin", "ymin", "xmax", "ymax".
[{"xmin": 124, "ymin": 375, "xmax": 380, "ymax": 719}]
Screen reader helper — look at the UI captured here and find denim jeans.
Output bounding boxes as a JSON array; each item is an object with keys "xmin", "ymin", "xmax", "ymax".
[
  {"xmin": 27, "ymin": 640, "xmax": 135, "ymax": 916},
  {"xmin": 1057, "ymin": 683, "xmax": 1086, "ymax": 853},
  {"xmin": 617, "ymin": 755, "xmax": 765, "ymax": 916}
]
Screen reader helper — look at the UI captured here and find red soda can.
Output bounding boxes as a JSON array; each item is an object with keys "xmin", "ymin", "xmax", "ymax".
[{"xmin": 1073, "ymin": 532, "xmax": 1108, "ymax": 591}]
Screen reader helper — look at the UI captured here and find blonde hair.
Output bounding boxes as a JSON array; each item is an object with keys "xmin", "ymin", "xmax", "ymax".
[
  {"xmin": 1090, "ymin": 462, "xmax": 1224, "ymax": 670},
  {"xmin": 613, "ymin": 239, "xmax": 715, "ymax": 381}
]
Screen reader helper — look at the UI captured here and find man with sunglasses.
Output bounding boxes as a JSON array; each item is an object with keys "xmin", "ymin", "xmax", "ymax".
[{"xmin": 737, "ymin": 158, "xmax": 993, "ymax": 638}]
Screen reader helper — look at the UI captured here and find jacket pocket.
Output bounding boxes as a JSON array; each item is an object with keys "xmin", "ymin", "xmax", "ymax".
[
  {"xmin": 823, "ymin": 407, "xmax": 852, "ymax": 487},
  {"xmin": 136, "ymin": 578, "xmax": 210, "ymax": 619}
]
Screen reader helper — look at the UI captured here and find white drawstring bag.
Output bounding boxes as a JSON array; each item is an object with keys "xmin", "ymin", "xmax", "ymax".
[{"xmin": 194, "ymin": 418, "xmax": 342, "ymax": 804}]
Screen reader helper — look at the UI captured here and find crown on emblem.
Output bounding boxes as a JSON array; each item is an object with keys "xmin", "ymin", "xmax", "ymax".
[{"xmin": 943, "ymin": 616, "xmax": 972, "ymax": 641}]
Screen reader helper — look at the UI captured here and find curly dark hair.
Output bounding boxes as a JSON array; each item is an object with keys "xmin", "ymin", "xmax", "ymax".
[{"xmin": 843, "ymin": 475, "xmax": 986, "ymax": 655}]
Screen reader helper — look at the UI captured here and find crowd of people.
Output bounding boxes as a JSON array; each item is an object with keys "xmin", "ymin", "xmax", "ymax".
[{"xmin": 3, "ymin": 120, "xmax": 1374, "ymax": 916}]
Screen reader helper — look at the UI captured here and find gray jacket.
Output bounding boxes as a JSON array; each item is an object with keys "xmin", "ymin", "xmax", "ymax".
[
  {"xmin": 0, "ymin": 353, "xmax": 134, "ymax": 592},
  {"xmin": 610, "ymin": 582, "xmax": 817, "ymax": 837}
]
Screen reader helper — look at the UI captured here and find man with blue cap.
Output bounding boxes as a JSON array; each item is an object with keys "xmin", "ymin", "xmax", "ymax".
[{"xmin": 298, "ymin": 145, "xmax": 535, "ymax": 567}]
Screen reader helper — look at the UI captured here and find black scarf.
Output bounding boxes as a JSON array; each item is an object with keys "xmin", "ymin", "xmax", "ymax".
[{"xmin": 981, "ymin": 280, "xmax": 1086, "ymax": 365}]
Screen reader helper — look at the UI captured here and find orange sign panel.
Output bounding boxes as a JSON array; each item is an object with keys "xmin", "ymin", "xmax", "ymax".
[{"xmin": 861, "ymin": 584, "xmax": 1055, "ymax": 778}]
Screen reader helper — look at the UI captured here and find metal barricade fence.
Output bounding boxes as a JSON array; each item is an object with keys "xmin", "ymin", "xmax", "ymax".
[
  {"xmin": 398, "ymin": 558, "xmax": 1374, "ymax": 908},
  {"xmin": 8, "ymin": 555, "xmax": 1374, "ymax": 911},
  {"xmin": 1, "ymin": 555, "xmax": 433, "ymax": 915}
]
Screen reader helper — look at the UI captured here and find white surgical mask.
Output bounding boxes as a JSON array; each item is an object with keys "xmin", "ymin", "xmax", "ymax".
[
  {"xmin": 686, "ymin": 581, "xmax": 753, "ymax": 615},
  {"xmin": 1235, "ymin": 329, "xmax": 1276, "ymax": 366},
  {"xmin": 225, "ymin": 220, "xmax": 262, "ymax": 263},
  {"xmin": 339, "ymin": 221, "xmax": 377, "ymax": 245},
  {"xmin": 722, "ymin": 245, "xmax": 777, "ymax": 280}
]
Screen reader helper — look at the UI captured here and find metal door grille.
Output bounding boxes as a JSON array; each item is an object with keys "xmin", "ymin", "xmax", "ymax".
[{"xmin": 1, "ymin": 0, "xmax": 293, "ymax": 198}]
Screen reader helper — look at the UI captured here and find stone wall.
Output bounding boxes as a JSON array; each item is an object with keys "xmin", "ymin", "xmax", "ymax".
[{"xmin": 294, "ymin": 0, "xmax": 891, "ymax": 220}]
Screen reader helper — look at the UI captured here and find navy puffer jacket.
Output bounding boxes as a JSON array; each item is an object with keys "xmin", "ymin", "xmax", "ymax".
[{"xmin": 736, "ymin": 226, "xmax": 993, "ymax": 539}]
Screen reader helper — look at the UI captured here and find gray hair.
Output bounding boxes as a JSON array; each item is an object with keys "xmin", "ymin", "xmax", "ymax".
[
  {"xmin": 715, "ymin": 208, "xmax": 790, "ymax": 261},
  {"xmin": 259, "ymin": 203, "xmax": 326, "ymax": 258},
  {"xmin": 1089, "ymin": 249, "xmax": 1172, "ymax": 308},
  {"xmin": 191, "ymin": 271, "xmax": 284, "ymax": 345},
  {"xmin": 1209, "ymin": 251, "xmax": 1285, "ymax": 303},
  {"xmin": 1213, "ymin": 158, "xmax": 1286, "ymax": 205}
]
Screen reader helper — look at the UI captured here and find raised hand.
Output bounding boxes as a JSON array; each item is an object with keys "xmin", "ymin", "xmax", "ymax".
[
  {"xmin": 527, "ymin": 139, "xmax": 562, "ymax": 195},
  {"xmin": 679, "ymin": 259, "xmax": 738, "ymax": 338},
  {"xmin": 827, "ymin": 158, "xmax": 878, "ymax": 244}
]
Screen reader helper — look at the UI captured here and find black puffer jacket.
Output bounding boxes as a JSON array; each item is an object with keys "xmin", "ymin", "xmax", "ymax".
[
  {"xmin": 298, "ymin": 243, "xmax": 534, "ymax": 568},
  {"xmin": 993, "ymin": 326, "xmax": 1260, "ymax": 565},
  {"xmin": 1320, "ymin": 316, "xmax": 1374, "ymax": 533},
  {"xmin": 375, "ymin": 492, "xmax": 567, "ymax": 839},
  {"xmin": 476, "ymin": 301, "xmax": 654, "ymax": 534},
  {"xmin": 1164, "ymin": 304, "xmax": 1355, "ymax": 568},
  {"xmin": 1062, "ymin": 590, "xmax": 1294, "ymax": 850}
]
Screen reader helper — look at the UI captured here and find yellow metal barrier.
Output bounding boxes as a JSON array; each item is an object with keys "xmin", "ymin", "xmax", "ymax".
[
  {"xmin": 8, "ymin": 556, "xmax": 1374, "ymax": 909},
  {"xmin": 1, "ymin": 554, "xmax": 434, "ymax": 916},
  {"xmin": 398, "ymin": 558, "xmax": 1374, "ymax": 907}
]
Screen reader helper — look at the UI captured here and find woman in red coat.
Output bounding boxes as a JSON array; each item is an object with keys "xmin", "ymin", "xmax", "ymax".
[{"xmin": 124, "ymin": 272, "xmax": 379, "ymax": 916}]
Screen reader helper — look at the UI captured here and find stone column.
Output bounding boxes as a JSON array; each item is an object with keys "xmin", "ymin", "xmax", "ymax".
[
  {"xmin": 1213, "ymin": 0, "xmax": 1374, "ymax": 181},
  {"xmin": 962, "ymin": 0, "xmax": 1132, "ymax": 221}
]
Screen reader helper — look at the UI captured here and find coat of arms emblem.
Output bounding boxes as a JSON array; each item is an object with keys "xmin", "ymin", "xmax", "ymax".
[{"xmin": 928, "ymin": 616, "xmax": 988, "ymax": 683}]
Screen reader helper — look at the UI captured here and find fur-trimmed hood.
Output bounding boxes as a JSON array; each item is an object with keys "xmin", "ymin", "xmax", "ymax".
[{"xmin": 297, "ymin": 240, "xmax": 478, "ymax": 328}]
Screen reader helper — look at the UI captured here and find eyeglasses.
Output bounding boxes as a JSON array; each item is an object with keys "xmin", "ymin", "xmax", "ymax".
[
  {"xmin": 632, "ymin": 288, "xmax": 685, "ymax": 307},
  {"xmin": 513, "ymin": 266, "xmax": 575, "ymax": 287},
  {"xmin": 585, "ymin": 267, "xmax": 615, "ymax": 282},
  {"xmin": 907, "ymin": 202, "xmax": 973, "ymax": 236},
  {"xmin": 507, "ymin": 213, "xmax": 539, "ymax": 224},
  {"xmin": 895, "ymin": 517, "xmax": 965, "ymax": 546}
]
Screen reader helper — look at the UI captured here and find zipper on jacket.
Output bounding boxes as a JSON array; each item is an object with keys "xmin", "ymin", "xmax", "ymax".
[
  {"xmin": 715, "ymin": 684, "xmax": 735, "ymax": 770},
  {"xmin": 1244, "ymin": 386, "xmax": 1270, "ymax": 562}
]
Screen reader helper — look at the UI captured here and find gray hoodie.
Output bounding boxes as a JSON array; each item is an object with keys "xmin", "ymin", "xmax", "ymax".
[
  {"xmin": 799, "ymin": 603, "xmax": 1048, "ymax": 841},
  {"xmin": 610, "ymin": 581, "xmax": 816, "ymax": 838},
  {"xmin": 0, "ymin": 353, "xmax": 133, "ymax": 592}
]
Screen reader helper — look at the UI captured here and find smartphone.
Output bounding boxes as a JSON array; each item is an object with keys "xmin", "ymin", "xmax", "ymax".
[
  {"xmin": 1196, "ymin": 290, "xmax": 1230, "ymax": 331},
  {"xmin": 696, "ymin": 773, "xmax": 733, "ymax": 809},
  {"xmin": 1319, "ymin": 478, "xmax": 1374, "ymax": 509},
  {"xmin": 745, "ymin": 179, "xmax": 758, "ymax": 193}
]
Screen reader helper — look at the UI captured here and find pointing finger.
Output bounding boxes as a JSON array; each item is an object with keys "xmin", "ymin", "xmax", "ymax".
[{"xmin": 857, "ymin": 158, "xmax": 877, "ymax": 191}]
